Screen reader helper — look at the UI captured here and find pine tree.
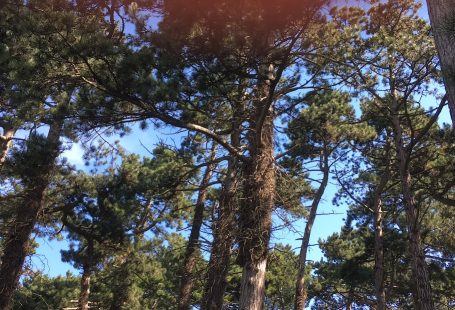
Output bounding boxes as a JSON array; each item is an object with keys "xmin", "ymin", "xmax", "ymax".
[
  {"xmin": 426, "ymin": 0, "xmax": 455, "ymax": 129},
  {"xmin": 285, "ymin": 89, "xmax": 375, "ymax": 309}
]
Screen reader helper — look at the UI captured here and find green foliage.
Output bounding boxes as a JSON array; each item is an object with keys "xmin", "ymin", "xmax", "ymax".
[
  {"xmin": 2, "ymin": 0, "xmax": 455, "ymax": 309},
  {"xmin": 287, "ymin": 91, "xmax": 375, "ymax": 159},
  {"xmin": 12, "ymin": 272, "xmax": 80, "ymax": 310},
  {"xmin": 265, "ymin": 245, "xmax": 299, "ymax": 310},
  {"xmin": 90, "ymin": 233, "xmax": 194, "ymax": 309}
]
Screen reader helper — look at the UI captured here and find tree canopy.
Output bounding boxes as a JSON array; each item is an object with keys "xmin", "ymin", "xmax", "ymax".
[{"xmin": 0, "ymin": 0, "xmax": 454, "ymax": 309}]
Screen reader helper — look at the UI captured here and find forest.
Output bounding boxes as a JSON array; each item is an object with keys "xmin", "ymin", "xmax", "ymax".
[{"xmin": 0, "ymin": 0, "xmax": 454, "ymax": 309}]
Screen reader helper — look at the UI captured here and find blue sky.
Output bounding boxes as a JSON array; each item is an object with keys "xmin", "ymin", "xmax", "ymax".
[
  {"xmin": 30, "ymin": 0, "xmax": 450, "ymax": 289},
  {"xmin": 32, "ymin": 115, "xmax": 348, "ymax": 276}
]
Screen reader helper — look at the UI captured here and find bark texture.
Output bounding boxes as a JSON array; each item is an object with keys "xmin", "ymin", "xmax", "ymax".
[
  {"xmin": 391, "ymin": 99, "xmax": 434, "ymax": 310},
  {"xmin": 294, "ymin": 151, "xmax": 329, "ymax": 310},
  {"xmin": 0, "ymin": 119, "xmax": 63, "ymax": 310},
  {"xmin": 426, "ymin": 0, "xmax": 455, "ymax": 128},
  {"xmin": 238, "ymin": 67, "xmax": 276, "ymax": 309},
  {"xmin": 201, "ymin": 158, "xmax": 238, "ymax": 310},
  {"xmin": 202, "ymin": 108, "xmax": 242, "ymax": 310},
  {"xmin": 0, "ymin": 125, "xmax": 16, "ymax": 165},
  {"xmin": 239, "ymin": 258, "xmax": 267, "ymax": 310},
  {"xmin": 178, "ymin": 146, "xmax": 217, "ymax": 310}
]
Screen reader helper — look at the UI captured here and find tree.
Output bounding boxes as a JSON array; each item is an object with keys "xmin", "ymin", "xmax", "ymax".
[
  {"xmin": 12, "ymin": 272, "xmax": 80, "ymax": 310},
  {"xmin": 310, "ymin": 1, "xmax": 445, "ymax": 307},
  {"xmin": 426, "ymin": 0, "xmax": 455, "ymax": 128},
  {"xmin": 0, "ymin": 100, "xmax": 67, "ymax": 309},
  {"xmin": 178, "ymin": 142, "xmax": 217, "ymax": 310},
  {"xmin": 58, "ymin": 143, "xmax": 195, "ymax": 309},
  {"xmin": 264, "ymin": 244, "xmax": 299, "ymax": 310},
  {"xmin": 73, "ymin": 1, "xmax": 330, "ymax": 306},
  {"xmin": 0, "ymin": 0, "xmax": 123, "ymax": 307},
  {"xmin": 283, "ymin": 89, "xmax": 374, "ymax": 309}
]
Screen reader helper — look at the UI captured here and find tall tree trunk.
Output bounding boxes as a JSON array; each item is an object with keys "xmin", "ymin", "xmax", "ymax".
[
  {"xmin": 0, "ymin": 118, "xmax": 63, "ymax": 310},
  {"xmin": 374, "ymin": 198, "xmax": 386, "ymax": 310},
  {"xmin": 178, "ymin": 145, "xmax": 217, "ymax": 310},
  {"xmin": 0, "ymin": 124, "xmax": 16, "ymax": 165},
  {"xmin": 201, "ymin": 157, "xmax": 239, "ymax": 310},
  {"xmin": 426, "ymin": 0, "xmax": 455, "ymax": 128},
  {"xmin": 79, "ymin": 240, "xmax": 94, "ymax": 310},
  {"xmin": 238, "ymin": 68, "xmax": 276, "ymax": 309},
  {"xmin": 239, "ymin": 258, "xmax": 268, "ymax": 310},
  {"xmin": 294, "ymin": 150, "xmax": 329, "ymax": 310},
  {"xmin": 391, "ymin": 100, "xmax": 434, "ymax": 310},
  {"xmin": 202, "ymin": 102, "xmax": 242, "ymax": 310},
  {"xmin": 373, "ymin": 141, "xmax": 391, "ymax": 310}
]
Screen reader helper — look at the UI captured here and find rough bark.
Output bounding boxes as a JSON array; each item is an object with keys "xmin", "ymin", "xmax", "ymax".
[
  {"xmin": 178, "ymin": 145, "xmax": 217, "ymax": 310},
  {"xmin": 391, "ymin": 99, "xmax": 434, "ymax": 310},
  {"xmin": 239, "ymin": 258, "xmax": 268, "ymax": 310},
  {"xmin": 294, "ymin": 150, "xmax": 329, "ymax": 310},
  {"xmin": 238, "ymin": 67, "xmax": 276, "ymax": 309},
  {"xmin": 426, "ymin": 0, "xmax": 455, "ymax": 128},
  {"xmin": 201, "ymin": 157, "xmax": 238, "ymax": 310},
  {"xmin": 0, "ymin": 119, "xmax": 63, "ymax": 310},
  {"xmin": 202, "ymin": 104, "xmax": 242, "ymax": 310},
  {"xmin": 0, "ymin": 125, "xmax": 16, "ymax": 165},
  {"xmin": 78, "ymin": 240, "xmax": 93, "ymax": 310}
]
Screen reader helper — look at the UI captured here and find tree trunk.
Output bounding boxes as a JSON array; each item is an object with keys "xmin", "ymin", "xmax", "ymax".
[
  {"xmin": 294, "ymin": 150, "xmax": 329, "ymax": 310},
  {"xmin": 0, "ymin": 119, "xmax": 63, "ymax": 310},
  {"xmin": 391, "ymin": 100, "xmax": 434, "ymax": 310},
  {"xmin": 373, "ymin": 142, "xmax": 391, "ymax": 310},
  {"xmin": 202, "ymin": 105, "xmax": 242, "ymax": 310},
  {"xmin": 374, "ymin": 198, "xmax": 386, "ymax": 310},
  {"xmin": 426, "ymin": 0, "xmax": 455, "ymax": 128},
  {"xmin": 178, "ymin": 145, "xmax": 217, "ymax": 310},
  {"xmin": 79, "ymin": 240, "xmax": 93, "ymax": 310},
  {"xmin": 238, "ymin": 67, "xmax": 276, "ymax": 309},
  {"xmin": 0, "ymin": 125, "xmax": 16, "ymax": 165},
  {"xmin": 201, "ymin": 157, "xmax": 238, "ymax": 310},
  {"xmin": 239, "ymin": 258, "xmax": 268, "ymax": 310}
]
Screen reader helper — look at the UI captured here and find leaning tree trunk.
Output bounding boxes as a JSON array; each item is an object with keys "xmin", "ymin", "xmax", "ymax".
[
  {"xmin": 294, "ymin": 150, "xmax": 329, "ymax": 310},
  {"xmin": 0, "ymin": 124, "xmax": 16, "ymax": 166},
  {"xmin": 238, "ymin": 71, "xmax": 276, "ymax": 309},
  {"xmin": 391, "ymin": 100, "xmax": 434, "ymax": 310},
  {"xmin": 178, "ymin": 145, "xmax": 217, "ymax": 310},
  {"xmin": 201, "ymin": 156, "xmax": 239, "ymax": 310},
  {"xmin": 0, "ymin": 118, "xmax": 63, "ymax": 310},
  {"xmin": 79, "ymin": 240, "xmax": 94, "ymax": 310},
  {"xmin": 426, "ymin": 0, "xmax": 455, "ymax": 128}
]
